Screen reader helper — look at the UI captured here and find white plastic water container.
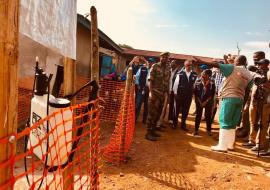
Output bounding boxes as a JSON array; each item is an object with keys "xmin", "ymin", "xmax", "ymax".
[{"xmin": 28, "ymin": 94, "xmax": 72, "ymax": 166}]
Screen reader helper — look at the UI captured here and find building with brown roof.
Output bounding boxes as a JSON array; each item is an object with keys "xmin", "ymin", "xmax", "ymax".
[{"xmin": 122, "ymin": 48, "xmax": 218, "ymax": 66}]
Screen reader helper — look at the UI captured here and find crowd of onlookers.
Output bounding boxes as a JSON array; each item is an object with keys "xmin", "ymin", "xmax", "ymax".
[{"xmin": 129, "ymin": 51, "xmax": 270, "ymax": 157}]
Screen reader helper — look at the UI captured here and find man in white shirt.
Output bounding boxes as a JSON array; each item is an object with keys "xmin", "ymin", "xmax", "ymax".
[{"xmin": 173, "ymin": 60, "xmax": 197, "ymax": 131}]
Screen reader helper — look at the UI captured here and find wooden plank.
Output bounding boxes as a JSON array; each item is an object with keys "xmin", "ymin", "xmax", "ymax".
[
  {"xmin": 63, "ymin": 58, "xmax": 76, "ymax": 99},
  {"xmin": 0, "ymin": 0, "xmax": 20, "ymax": 189},
  {"xmin": 99, "ymin": 47, "xmax": 115, "ymax": 57},
  {"xmin": 62, "ymin": 57, "xmax": 76, "ymax": 190}
]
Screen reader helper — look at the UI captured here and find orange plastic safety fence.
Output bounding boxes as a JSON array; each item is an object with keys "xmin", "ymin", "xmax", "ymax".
[
  {"xmin": 103, "ymin": 85, "xmax": 135, "ymax": 164},
  {"xmin": 0, "ymin": 100, "xmax": 100, "ymax": 190},
  {"xmin": 18, "ymin": 76, "xmax": 126, "ymax": 125},
  {"xmin": 99, "ymin": 80, "xmax": 125, "ymax": 122},
  {"xmin": 17, "ymin": 75, "xmax": 135, "ymax": 170},
  {"xmin": 75, "ymin": 76, "xmax": 125, "ymax": 122}
]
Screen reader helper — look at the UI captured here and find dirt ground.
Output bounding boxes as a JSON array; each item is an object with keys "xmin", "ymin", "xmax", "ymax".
[
  {"xmin": 13, "ymin": 105, "xmax": 270, "ymax": 190},
  {"xmin": 99, "ymin": 107, "xmax": 270, "ymax": 190}
]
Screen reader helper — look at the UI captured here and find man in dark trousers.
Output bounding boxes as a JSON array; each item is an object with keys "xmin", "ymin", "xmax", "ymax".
[
  {"xmin": 173, "ymin": 59, "xmax": 197, "ymax": 131},
  {"xmin": 168, "ymin": 60, "xmax": 182, "ymax": 124},
  {"xmin": 135, "ymin": 57, "xmax": 156, "ymax": 123},
  {"xmin": 146, "ymin": 52, "xmax": 171, "ymax": 141},
  {"xmin": 193, "ymin": 69, "xmax": 215, "ymax": 136}
]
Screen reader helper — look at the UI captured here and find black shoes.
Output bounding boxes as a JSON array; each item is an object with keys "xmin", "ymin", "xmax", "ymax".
[
  {"xmin": 156, "ymin": 127, "xmax": 165, "ymax": 132},
  {"xmin": 260, "ymin": 149, "xmax": 270, "ymax": 157},
  {"xmin": 242, "ymin": 142, "xmax": 256, "ymax": 148},
  {"xmin": 193, "ymin": 131, "xmax": 211, "ymax": 136},
  {"xmin": 193, "ymin": 131, "xmax": 199, "ymax": 136},
  {"xmin": 152, "ymin": 131, "xmax": 161, "ymax": 137},
  {"xmin": 145, "ymin": 133, "xmax": 157, "ymax": 141},
  {"xmin": 145, "ymin": 130, "xmax": 161, "ymax": 141},
  {"xmin": 250, "ymin": 146, "xmax": 265, "ymax": 152},
  {"xmin": 160, "ymin": 124, "xmax": 166, "ymax": 129},
  {"xmin": 180, "ymin": 123, "xmax": 189, "ymax": 132},
  {"xmin": 171, "ymin": 125, "xmax": 177, "ymax": 129}
]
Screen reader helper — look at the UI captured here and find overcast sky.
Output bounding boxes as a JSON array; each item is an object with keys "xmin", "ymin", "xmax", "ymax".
[{"xmin": 77, "ymin": 0, "xmax": 270, "ymax": 63}]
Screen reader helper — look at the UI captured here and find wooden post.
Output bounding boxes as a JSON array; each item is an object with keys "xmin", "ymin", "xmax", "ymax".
[
  {"xmin": 90, "ymin": 6, "xmax": 99, "ymax": 190},
  {"xmin": 90, "ymin": 6, "xmax": 99, "ymax": 82},
  {"xmin": 0, "ymin": 0, "xmax": 19, "ymax": 188},
  {"xmin": 62, "ymin": 58, "xmax": 76, "ymax": 190},
  {"xmin": 125, "ymin": 68, "xmax": 133, "ymax": 91},
  {"xmin": 63, "ymin": 58, "xmax": 76, "ymax": 99}
]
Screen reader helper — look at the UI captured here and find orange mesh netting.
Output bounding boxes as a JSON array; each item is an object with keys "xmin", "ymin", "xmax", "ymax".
[
  {"xmin": 18, "ymin": 75, "xmax": 135, "ymax": 174},
  {"xmin": 75, "ymin": 76, "xmax": 126, "ymax": 122},
  {"xmin": 0, "ymin": 100, "xmax": 100, "ymax": 190},
  {"xmin": 103, "ymin": 84, "xmax": 135, "ymax": 165},
  {"xmin": 99, "ymin": 80, "xmax": 125, "ymax": 122},
  {"xmin": 74, "ymin": 76, "xmax": 136, "ymax": 165},
  {"xmin": 18, "ymin": 76, "xmax": 126, "ymax": 125}
]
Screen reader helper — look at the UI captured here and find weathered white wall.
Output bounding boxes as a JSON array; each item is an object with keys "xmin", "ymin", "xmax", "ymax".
[
  {"xmin": 18, "ymin": 22, "xmax": 126, "ymax": 87},
  {"xmin": 18, "ymin": 34, "xmax": 63, "ymax": 90},
  {"xmin": 20, "ymin": 0, "xmax": 77, "ymax": 59}
]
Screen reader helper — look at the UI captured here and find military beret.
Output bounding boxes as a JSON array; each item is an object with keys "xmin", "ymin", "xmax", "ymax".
[
  {"xmin": 160, "ymin": 51, "xmax": 170, "ymax": 57},
  {"xmin": 257, "ymin": 59, "xmax": 270, "ymax": 65}
]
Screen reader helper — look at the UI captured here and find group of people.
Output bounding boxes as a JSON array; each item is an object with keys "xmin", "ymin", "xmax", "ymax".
[{"xmin": 131, "ymin": 50, "xmax": 270, "ymax": 156}]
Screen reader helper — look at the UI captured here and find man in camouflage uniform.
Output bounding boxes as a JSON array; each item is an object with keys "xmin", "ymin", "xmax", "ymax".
[{"xmin": 146, "ymin": 52, "xmax": 171, "ymax": 141}]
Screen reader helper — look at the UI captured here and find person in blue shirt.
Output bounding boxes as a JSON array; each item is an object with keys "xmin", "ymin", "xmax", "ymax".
[{"xmin": 135, "ymin": 57, "xmax": 156, "ymax": 123}]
